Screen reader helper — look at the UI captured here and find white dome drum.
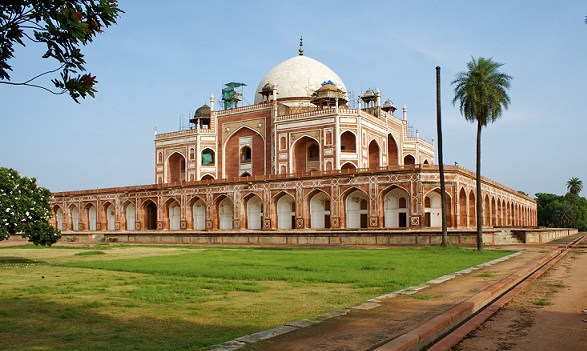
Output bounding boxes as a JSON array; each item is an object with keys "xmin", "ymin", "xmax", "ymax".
[{"xmin": 254, "ymin": 55, "xmax": 347, "ymax": 105}]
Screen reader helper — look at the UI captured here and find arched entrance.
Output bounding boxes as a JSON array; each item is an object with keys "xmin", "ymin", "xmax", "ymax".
[
  {"xmin": 276, "ymin": 194, "xmax": 295, "ymax": 229},
  {"xmin": 368, "ymin": 140, "xmax": 380, "ymax": 171},
  {"xmin": 87, "ymin": 204, "xmax": 97, "ymax": 231},
  {"xmin": 192, "ymin": 199, "xmax": 206, "ymax": 230},
  {"xmin": 144, "ymin": 201, "xmax": 157, "ymax": 230},
  {"xmin": 169, "ymin": 202, "xmax": 181, "ymax": 230},
  {"xmin": 246, "ymin": 195, "xmax": 263, "ymax": 229},
  {"xmin": 388, "ymin": 134, "xmax": 399, "ymax": 166},
  {"xmin": 469, "ymin": 190, "xmax": 476, "ymax": 226},
  {"xmin": 341, "ymin": 162, "xmax": 356, "ymax": 173},
  {"xmin": 425, "ymin": 192, "xmax": 442, "ymax": 227},
  {"xmin": 218, "ymin": 198, "xmax": 233, "ymax": 230},
  {"xmin": 105, "ymin": 204, "xmax": 115, "ymax": 231},
  {"xmin": 167, "ymin": 152, "xmax": 186, "ymax": 183},
  {"xmin": 69, "ymin": 205, "xmax": 79, "ymax": 231},
  {"xmin": 384, "ymin": 188, "xmax": 409, "ymax": 228},
  {"xmin": 292, "ymin": 136, "xmax": 320, "ymax": 173},
  {"xmin": 404, "ymin": 154, "xmax": 415, "ymax": 166},
  {"xmin": 309, "ymin": 192, "xmax": 330, "ymax": 229},
  {"xmin": 340, "ymin": 131, "xmax": 356, "ymax": 152},
  {"xmin": 459, "ymin": 188, "xmax": 467, "ymax": 227},
  {"xmin": 55, "ymin": 207, "xmax": 63, "ymax": 230},
  {"xmin": 125, "ymin": 203, "xmax": 136, "ymax": 230},
  {"xmin": 346, "ymin": 190, "xmax": 368, "ymax": 228}
]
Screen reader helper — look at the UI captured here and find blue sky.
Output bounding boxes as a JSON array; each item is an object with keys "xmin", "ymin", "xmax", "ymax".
[{"xmin": 1, "ymin": 1, "xmax": 586, "ymax": 197}]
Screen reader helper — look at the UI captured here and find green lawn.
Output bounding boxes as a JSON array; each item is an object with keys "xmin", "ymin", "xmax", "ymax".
[{"xmin": 0, "ymin": 244, "xmax": 512, "ymax": 351}]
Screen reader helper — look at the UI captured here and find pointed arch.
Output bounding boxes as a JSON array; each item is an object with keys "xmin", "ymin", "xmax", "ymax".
[
  {"xmin": 244, "ymin": 194, "xmax": 263, "ymax": 229},
  {"xmin": 224, "ymin": 126, "xmax": 265, "ymax": 178},
  {"xmin": 274, "ymin": 192, "xmax": 296, "ymax": 229},
  {"xmin": 68, "ymin": 205, "xmax": 79, "ymax": 231},
  {"xmin": 162, "ymin": 198, "xmax": 181, "ymax": 230},
  {"xmin": 291, "ymin": 136, "xmax": 321, "ymax": 174},
  {"xmin": 382, "ymin": 186, "xmax": 409, "ymax": 228},
  {"xmin": 340, "ymin": 131, "xmax": 356, "ymax": 152},
  {"xmin": 201, "ymin": 148, "xmax": 215, "ymax": 166},
  {"xmin": 142, "ymin": 199, "xmax": 158, "ymax": 230},
  {"xmin": 387, "ymin": 134, "xmax": 399, "ymax": 166},
  {"xmin": 424, "ymin": 189, "xmax": 452, "ymax": 227},
  {"xmin": 85, "ymin": 203, "xmax": 97, "ymax": 231},
  {"xmin": 368, "ymin": 139, "xmax": 380, "ymax": 171},
  {"xmin": 53, "ymin": 206, "xmax": 64, "ymax": 231},
  {"xmin": 102, "ymin": 202, "xmax": 116, "ymax": 231},
  {"xmin": 216, "ymin": 196, "xmax": 234, "ymax": 230},
  {"xmin": 491, "ymin": 197, "xmax": 497, "ymax": 226},
  {"xmin": 166, "ymin": 152, "xmax": 186, "ymax": 183},
  {"xmin": 404, "ymin": 154, "xmax": 415, "ymax": 166},
  {"xmin": 469, "ymin": 189, "xmax": 476, "ymax": 226},
  {"xmin": 483, "ymin": 195, "xmax": 490, "ymax": 226},
  {"xmin": 344, "ymin": 188, "xmax": 369, "ymax": 229},
  {"xmin": 424, "ymin": 191, "xmax": 441, "ymax": 227},
  {"xmin": 122, "ymin": 201, "xmax": 136, "ymax": 231},
  {"xmin": 459, "ymin": 187, "xmax": 467, "ymax": 227},
  {"xmin": 189, "ymin": 196, "xmax": 206, "ymax": 230},
  {"xmin": 340, "ymin": 162, "xmax": 357, "ymax": 173},
  {"xmin": 200, "ymin": 174, "xmax": 215, "ymax": 181},
  {"xmin": 240, "ymin": 146, "xmax": 252, "ymax": 164},
  {"xmin": 308, "ymin": 190, "xmax": 330, "ymax": 229}
]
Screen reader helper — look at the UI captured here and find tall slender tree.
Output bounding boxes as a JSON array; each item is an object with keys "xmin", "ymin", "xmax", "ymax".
[
  {"xmin": 436, "ymin": 66, "xmax": 448, "ymax": 246},
  {"xmin": 566, "ymin": 177, "xmax": 583, "ymax": 195},
  {"xmin": 452, "ymin": 57, "xmax": 512, "ymax": 251}
]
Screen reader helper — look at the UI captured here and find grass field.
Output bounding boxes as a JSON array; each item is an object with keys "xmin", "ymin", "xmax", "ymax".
[{"xmin": 0, "ymin": 244, "xmax": 512, "ymax": 351}]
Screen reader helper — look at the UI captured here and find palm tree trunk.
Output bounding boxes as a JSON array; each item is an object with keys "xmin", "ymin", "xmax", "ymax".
[{"xmin": 476, "ymin": 120, "xmax": 483, "ymax": 251}]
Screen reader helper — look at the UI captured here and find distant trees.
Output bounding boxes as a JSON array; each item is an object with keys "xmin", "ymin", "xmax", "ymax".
[
  {"xmin": 0, "ymin": 167, "xmax": 61, "ymax": 245},
  {"xmin": 536, "ymin": 177, "xmax": 587, "ymax": 231},
  {"xmin": 0, "ymin": 0, "xmax": 123, "ymax": 102},
  {"xmin": 452, "ymin": 57, "xmax": 512, "ymax": 251}
]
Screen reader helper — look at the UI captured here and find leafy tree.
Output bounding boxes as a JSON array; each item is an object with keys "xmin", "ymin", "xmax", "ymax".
[
  {"xmin": 536, "ymin": 192, "xmax": 587, "ymax": 231},
  {"xmin": 566, "ymin": 177, "xmax": 583, "ymax": 195},
  {"xmin": 563, "ymin": 192, "xmax": 587, "ymax": 231},
  {"xmin": 0, "ymin": 167, "xmax": 61, "ymax": 245},
  {"xmin": 452, "ymin": 57, "xmax": 512, "ymax": 251},
  {"xmin": 0, "ymin": 0, "xmax": 123, "ymax": 102}
]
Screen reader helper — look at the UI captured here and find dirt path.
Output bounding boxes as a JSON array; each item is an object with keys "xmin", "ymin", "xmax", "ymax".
[
  {"xmin": 452, "ymin": 243, "xmax": 587, "ymax": 351},
  {"xmin": 239, "ymin": 247, "xmax": 560, "ymax": 351}
]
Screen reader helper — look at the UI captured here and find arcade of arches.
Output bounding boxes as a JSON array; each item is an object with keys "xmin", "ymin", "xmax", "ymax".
[{"xmin": 51, "ymin": 168, "xmax": 536, "ymax": 233}]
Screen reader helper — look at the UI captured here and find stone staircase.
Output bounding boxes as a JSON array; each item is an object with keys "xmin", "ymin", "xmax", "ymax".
[{"xmin": 493, "ymin": 229, "xmax": 524, "ymax": 245}]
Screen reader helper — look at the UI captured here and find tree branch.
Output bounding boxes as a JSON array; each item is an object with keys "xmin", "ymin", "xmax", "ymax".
[
  {"xmin": 23, "ymin": 64, "xmax": 66, "ymax": 84},
  {"xmin": 0, "ymin": 64, "xmax": 67, "ymax": 94},
  {"xmin": 0, "ymin": 80, "xmax": 65, "ymax": 95}
]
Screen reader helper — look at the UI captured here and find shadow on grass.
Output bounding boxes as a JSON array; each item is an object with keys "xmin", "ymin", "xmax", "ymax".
[
  {"xmin": 0, "ymin": 256, "xmax": 40, "ymax": 264},
  {"xmin": 0, "ymin": 297, "xmax": 252, "ymax": 351}
]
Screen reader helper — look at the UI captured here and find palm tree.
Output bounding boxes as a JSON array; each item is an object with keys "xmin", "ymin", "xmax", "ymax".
[
  {"xmin": 567, "ymin": 177, "xmax": 583, "ymax": 195},
  {"xmin": 452, "ymin": 57, "xmax": 512, "ymax": 251}
]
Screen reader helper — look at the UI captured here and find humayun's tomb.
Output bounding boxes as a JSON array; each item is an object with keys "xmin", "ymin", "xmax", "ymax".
[{"xmin": 50, "ymin": 41, "xmax": 571, "ymax": 246}]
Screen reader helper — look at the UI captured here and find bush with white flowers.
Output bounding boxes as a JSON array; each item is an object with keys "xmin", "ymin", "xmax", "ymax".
[{"xmin": 0, "ymin": 167, "xmax": 61, "ymax": 245}]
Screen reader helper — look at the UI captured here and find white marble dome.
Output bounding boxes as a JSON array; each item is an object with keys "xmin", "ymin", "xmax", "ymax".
[{"xmin": 254, "ymin": 55, "xmax": 347, "ymax": 105}]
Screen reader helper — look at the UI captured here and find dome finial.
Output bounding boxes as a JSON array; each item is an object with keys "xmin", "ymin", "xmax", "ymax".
[{"xmin": 299, "ymin": 36, "xmax": 304, "ymax": 56}]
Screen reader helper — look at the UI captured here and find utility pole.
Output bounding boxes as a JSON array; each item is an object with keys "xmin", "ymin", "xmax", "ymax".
[{"xmin": 436, "ymin": 66, "xmax": 448, "ymax": 246}]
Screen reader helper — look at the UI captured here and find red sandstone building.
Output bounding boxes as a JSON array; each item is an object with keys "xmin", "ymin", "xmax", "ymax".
[{"xmin": 50, "ymin": 43, "xmax": 537, "ymax": 242}]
